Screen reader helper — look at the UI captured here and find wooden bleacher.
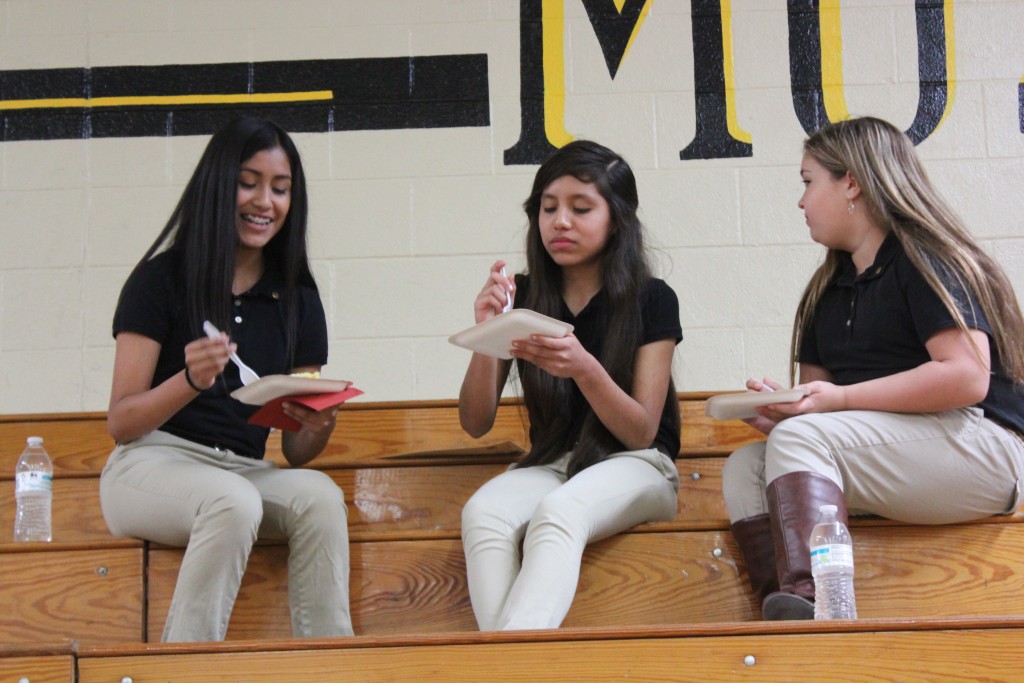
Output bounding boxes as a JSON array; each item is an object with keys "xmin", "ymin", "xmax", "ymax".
[{"xmin": 2, "ymin": 394, "xmax": 1023, "ymax": 682}]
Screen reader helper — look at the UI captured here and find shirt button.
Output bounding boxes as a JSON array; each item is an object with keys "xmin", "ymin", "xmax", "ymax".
[
  {"xmin": 234, "ymin": 299, "xmax": 242, "ymax": 307},
  {"xmin": 234, "ymin": 316, "xmax": 243, "ymax": 323}
]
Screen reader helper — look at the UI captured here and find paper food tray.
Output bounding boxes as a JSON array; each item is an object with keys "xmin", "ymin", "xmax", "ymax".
[
  {"xmin": 704, "ymin": 388, "xmax": 809, "ymax": 421},
  {"xmin": 448, "ymin": 309, "xmax": 573, "ymax": 360},
  {"xmin": 230, "ymin": 375, "xmax": 353, "ymax": 406}
]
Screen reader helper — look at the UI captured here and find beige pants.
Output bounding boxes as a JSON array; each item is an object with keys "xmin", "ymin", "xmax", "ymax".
[
  {"xmin": 100, "ymin": 430, "xmax": 353, "ymax": 642},
  {"xmin": 461, "ymin": 448, "xmax": 679, "ymax": 631},
  {"xmin": 723, "ymin": 407, "xmax": 1024, "ymax": 524}
]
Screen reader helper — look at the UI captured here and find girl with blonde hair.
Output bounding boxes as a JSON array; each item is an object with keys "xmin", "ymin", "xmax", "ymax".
[{"xmin": 722, "ymin": 116, "xmax": 1024, "ymax": 620}]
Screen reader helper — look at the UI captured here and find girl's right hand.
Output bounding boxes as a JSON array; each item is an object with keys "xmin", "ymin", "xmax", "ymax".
[
  {"xmin": 473, "ymin": 260, "xmax": 515, "ymax": 324},
  {"xmin": 183, "ymin": 334, "xmax": 234, "ymax": 390},
  {"xmin": 743, "ymin": 376, "xmax": 785, "ymax": 435}
]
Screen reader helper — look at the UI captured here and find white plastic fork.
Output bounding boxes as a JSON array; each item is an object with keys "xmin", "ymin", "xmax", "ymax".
[
  {"xmin": 500, "ymin": 266, "xmax": 513, "ymax": 314},
  {"xmin": 203, "ymin": 320, "xmax": 260, "ymax": 386}
]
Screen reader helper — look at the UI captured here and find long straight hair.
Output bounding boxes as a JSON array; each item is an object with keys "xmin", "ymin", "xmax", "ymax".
[
  {"xmin": 516, "ymin": 140, "xmax": 677, "ymax": 477},
  {"xmin": 122, "ymin": 117, "xmax": 316, "ymax": 364},
  {"xmin": 791, "ymin": 117, "xmax": 1024, "ymax": 386}
]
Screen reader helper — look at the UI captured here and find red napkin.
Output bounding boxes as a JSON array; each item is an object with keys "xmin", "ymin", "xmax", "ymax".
[{"xmin": 248, "ymin": 387, "xmax": 364, "ymax": 431}]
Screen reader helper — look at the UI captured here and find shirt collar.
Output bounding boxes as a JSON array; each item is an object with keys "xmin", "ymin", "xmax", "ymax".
[
  {"xmin": 836, "ymin": 231, "xmax": 900, "ymax": 286},
  {"xmin": 241, "ymin": 259, "xmax": 286, "ymax": 301},
  {"xmin": 560, "ymin": 288, "xmax": 606, "ymax": 321}
]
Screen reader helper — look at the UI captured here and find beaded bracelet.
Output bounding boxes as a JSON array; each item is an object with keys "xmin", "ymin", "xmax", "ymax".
[{"xmin": 184, "ymin": 366, "xmax": 203, "ymax": 392}]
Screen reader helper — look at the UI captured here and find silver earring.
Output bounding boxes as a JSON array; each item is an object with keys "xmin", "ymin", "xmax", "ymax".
[{"xmin": 848, "ymin": 201, "xmax": 855, "ymax": 214}]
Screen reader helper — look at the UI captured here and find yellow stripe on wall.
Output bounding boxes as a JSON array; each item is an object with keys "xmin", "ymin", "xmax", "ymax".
[
  {"xmin": 542, "ymin": 0, "xmax": 574, "ymax": 147},
  {"xmin": 939, "ymin": 0, "xmax": 956, "ymax": 128},
  {"xmin": 0, "ymin": 90, "xmax": 334, "ymax": 111},
  {"xmin": 619, "ymin": 0, "xmax": 652, "ymax": 64},
  {"xmin": 819, "ymin": 0, "xmax": 850, "ymax": 123},
  {"xmin": 721, "ymin": 0, "xmax": 752, "ymax": 144}
]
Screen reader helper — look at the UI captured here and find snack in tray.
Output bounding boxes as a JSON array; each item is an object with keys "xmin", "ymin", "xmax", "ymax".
[{"xmin": 290, "ymin": 371, "xmax": 321, "ymax": 379}]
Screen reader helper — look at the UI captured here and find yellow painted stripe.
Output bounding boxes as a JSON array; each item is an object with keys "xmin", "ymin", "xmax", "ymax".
[
  {"xmin": 819, "ymin": 0, "xmax": 850, "ymax": 123},
  {"xmin": 938, "ymin": 0, "xmax": 956, "ymax": 128},
  {"xmin": 0, "ymin": 90, "xmax": 333, "ymax": 111},
  {"xmin": 542, "ymin": 0, "xmax": 573, "ymax": 147},
  {"xmin": 721, "ymin": 0, "xmax": 752, "ymax": 144},
  {"xmin": 620, "ymin": 0, "xmax": 652, "ymax": 66}
]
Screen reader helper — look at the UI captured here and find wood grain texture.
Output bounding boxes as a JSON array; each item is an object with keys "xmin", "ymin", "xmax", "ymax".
[
  {"xmin": 76, "ymin": 627, "xmax": 1024, "ymax": 682},
  {"xmin": 0, "ymin": 416, "xmax": 114, "ymax": 477},
  {"xmin": 0, "ymin": 459, "xmax": 731, "ymax": 548},
  {"xmin": 0, "ymin": 655, "xmax": 74, "ymax": 683},
  {"xmin": 342, "ymin": 456, "xmax": 730, "ymax": 542},
  {"xmin": 0, "ymin": 547, "xmax": 144, "ymax": 645},
  {"xmin": 0, "ymin": 477, "xmax": 139, "ymax": 546},
  {"xmin": 145, "ymin": 524, "xmax": 1024, "ymax": 642},
  {"xmin": 0, "ymin": 395, "xmax": 764, "ymax": 476}
]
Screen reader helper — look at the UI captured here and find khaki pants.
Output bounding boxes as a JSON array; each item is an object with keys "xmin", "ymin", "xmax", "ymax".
[
  {"xmin": 461, "ymin": 448, "xmax": 679, "ymax": 631},
  {"xmin": 100, "ymin": 430, "xmax": 353, "ymax": 642},
  {"xmin": 723, "ymin": 407, "xmax": 1024, "ymax": 524}
]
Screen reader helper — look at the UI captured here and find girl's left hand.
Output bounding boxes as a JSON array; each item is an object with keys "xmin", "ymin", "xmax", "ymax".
[
  {"xmin": 510, "ymin": 333, "xmax": 595, "ymax": 379},
  {"xmin": 762, "ymin": 380, "xmax": 848, "ymax": 418},
  {"xmin": 281, "ymin": 402, "xmax": 339, "ymax": 434}
]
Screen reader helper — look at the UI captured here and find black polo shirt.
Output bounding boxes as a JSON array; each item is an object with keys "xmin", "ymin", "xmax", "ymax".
[
  {"xmin": 515, "ymin": 276, "xmax": 683, "ymax": 458},
  {"xmin": 113, "ymin": 250, "xmax": 328, "ymax": 457},
  {"xmin": 800, "ymin": 233, "xmax": 1024, "ymax": 434}
]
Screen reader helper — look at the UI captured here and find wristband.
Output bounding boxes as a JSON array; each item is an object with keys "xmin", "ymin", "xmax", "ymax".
[{"xmin": 184, "ymin": 366, "xmax": 203, "ymax": 392}]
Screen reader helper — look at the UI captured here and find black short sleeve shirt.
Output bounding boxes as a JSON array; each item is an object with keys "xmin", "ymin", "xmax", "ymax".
[
  {"xmin": 515, "ymin": 276, "xmax": 683, "ymax": 458},
  {"xmin": 800, "ymin": 233, "xmax": 1024, "ymax": 434},
  {"xmin": 113, "ymin": 250, "xmax": 328, "ymax": 457}
]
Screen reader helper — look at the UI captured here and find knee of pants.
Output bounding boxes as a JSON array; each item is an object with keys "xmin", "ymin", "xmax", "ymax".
[
  {"xmin": 461, "ymin": 490, "xmax": 506, "ymax": 540},
  {"xmin": 721, "ymin": 443, "xmax": 767, "ymax": 520},
  {"xmin": 523, "ymin": 493, "xmax": 587, "ymax": 550},
  {"xmin": 291, "ymin": 471, "xmax": 348, "ymax": 533},
  {"xmin": 200, "ymin": 480, "xmax": 265, "ymax": 546},
  {"xmin": 764, "ymin": 414, "xmax": 840, "ymax": 482}
]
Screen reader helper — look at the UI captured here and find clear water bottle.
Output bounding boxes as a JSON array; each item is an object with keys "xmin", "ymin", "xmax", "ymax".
[
  {"xmin": 14, "ymin": 436, "xmax": 53, "ymax": 542},
  {"xmin": 810, "ymin": 503, "xmax": 856, "ymax": 620}
]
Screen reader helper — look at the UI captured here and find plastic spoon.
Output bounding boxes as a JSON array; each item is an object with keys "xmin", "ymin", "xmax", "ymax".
[{"xmin": 202, "ymin": 320, "xmax": 260, "ymax": 386}]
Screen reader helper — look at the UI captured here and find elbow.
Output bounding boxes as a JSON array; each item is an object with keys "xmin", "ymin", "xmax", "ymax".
[
  {"xmin": 964, "ymin": 372, "xmax": 990, "ymax": 406},
  {"xmin": 622, "ymin": 421, "xmax": 659, "ymax": 452},
  {"xmin": 107, "ymin": 418, "xmax": 136, "ymax": 445},
  {"xmin": 460, "ymin": 415, "xmax": 492, "ymax": 439},
  {"xmin": 459, "ymin": 405, "xmax": 494, "ymax": 439}
]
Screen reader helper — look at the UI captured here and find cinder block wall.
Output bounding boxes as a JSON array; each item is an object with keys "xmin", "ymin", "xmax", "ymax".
[{"xmin": 1, "ymin": 0, "xmax": 1022, "ymax": 413}]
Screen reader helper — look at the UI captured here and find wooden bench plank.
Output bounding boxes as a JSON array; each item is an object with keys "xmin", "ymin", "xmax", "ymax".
[
  {"xmin": 342, "ymin": 456, "xmax": 729, "ymax": 541},
  {"xmin": 146, "ymin": 523, "xmax": 1024, "ymax": 641},
  {"xmin": 75, "ymin": 626, "xmax": 1024, "ymax": 682},
  {"xmin": 0, "ymin": 547, "xmax": 144, "ymax": 645},
  {"xmin": 0, "ymin": 395, "xmax": 767, "ymax": 476},
  {"xmin": 0, "ymin": 655, "xmax": 74, "ymax": 683},
  {"xmin": 4, "ymin": 457, "xmax": 1019, "ymax": 549},
  {"xmin": 0, "ymin": 457, "xmax": 730, "ymax": 549},
  {"xmin": 0, "ymin": 413, "xmax": 113, "ymax": 478},
  {"xmin": 0, "ymin": 478, "xmax": 143, "ymax": 547},
  {"xmin": 2, "ymin": 456, "xmax": 1016, "ymax": 549}
]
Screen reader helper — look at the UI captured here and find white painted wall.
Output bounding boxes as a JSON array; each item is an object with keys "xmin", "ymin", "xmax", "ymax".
[{"xmin": 1, "ymin": 0, "xmax": 1022, "ymax": 414}]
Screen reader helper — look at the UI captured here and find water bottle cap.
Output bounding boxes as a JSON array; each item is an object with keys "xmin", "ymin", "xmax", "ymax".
[
  {"xmin": 26, "ymin": 436, "xmax": 43, "ymax": 447},
  {"xmin": 819, "ymin": 504, "xmax": 838, "ymax": 514}
]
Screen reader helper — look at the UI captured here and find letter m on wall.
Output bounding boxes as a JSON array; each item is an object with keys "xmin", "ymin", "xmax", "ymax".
[{"xmin": 504, "ymin": 0, "xmax": 652, "ymax": 165}]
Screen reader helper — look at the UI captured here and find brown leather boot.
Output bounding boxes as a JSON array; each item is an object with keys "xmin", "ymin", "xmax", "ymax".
[
  {"xmin": 729, "ymin": 513, "xmax": 778, "ymax": 606},
  {"xmin": 762, "ymin": 471, "xmax": 848, "ymax": 620}
]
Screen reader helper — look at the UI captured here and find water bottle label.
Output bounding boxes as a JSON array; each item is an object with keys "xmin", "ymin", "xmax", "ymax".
[
  {"xmin": 810, "ymin": 543, "xmax": 854, "ymax": 570},
  {"xmin": 15, "ymin": 471, "xmax": 53, "ymax": 493}
]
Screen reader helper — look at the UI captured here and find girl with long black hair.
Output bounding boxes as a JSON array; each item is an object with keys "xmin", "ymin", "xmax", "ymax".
[
  {"xmin": 459, "ymin": 140, "xmax": 683, "ymax": 630},
  {"xmin": 101, "ymin": 117, "xmax": 352, "ymax": 642}
]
